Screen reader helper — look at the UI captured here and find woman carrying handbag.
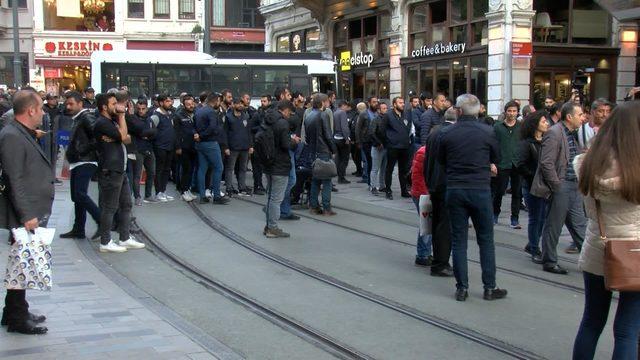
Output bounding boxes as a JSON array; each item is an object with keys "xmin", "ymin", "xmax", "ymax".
[{"xmin": 572, "ymin": 101, "xmax": 640, "ymax": 360}]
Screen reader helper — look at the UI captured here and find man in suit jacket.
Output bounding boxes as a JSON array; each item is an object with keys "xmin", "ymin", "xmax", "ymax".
[
  {"xmin": 531, "ymin": 102, "xmax": 587, "ymax": 275},
  {"xmin": 0, "ymin": 90, "xmax": 54, "ymax": 334}
]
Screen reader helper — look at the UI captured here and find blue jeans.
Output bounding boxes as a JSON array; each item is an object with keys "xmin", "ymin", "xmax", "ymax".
[
  {"xmin": 370, "ymin": 146, "xmax": 387, "ymax": 190},
  {"xmin": 446, "ymin": 189, "xmax": 496, "ymax": 290},
  {"xmin": 573, "ymin": 272, "xmax": 640, "ymax": 360},
  {"xmin": 412, "ymin": 197, "xmax": 433, "ymax": 259},
  {"xmin": 70, "ymin": 163, "xmax": 101, "ymax": 233},
  {"xmin": 266, "ymin": 175, "xmax": 289, "ymax": 229},
  {"xmin": 310, "ymin": 154, "xmax": 332, "ymax": 210},
  {"xmin": 195, "ymin": 141, "xmax": 223, "ymax": 199},
  {"xmin": 280, "ymin": 150, "xmax": 296, "ymax": 217},
  {"xmin": 523, "ymin": 184, "xmax": 547, "ymax": 252}
]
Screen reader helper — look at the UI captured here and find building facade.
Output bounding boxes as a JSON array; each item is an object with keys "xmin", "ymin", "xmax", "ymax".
[
  {"xmin": 0, "ymin": 0, "xmax": 33, "ymax": 89},
  {"xmin": 209, "ymin": 0, "xmax": 265, "ymax": 53},
  {"xmin": 261, "ymin": 0, "xmax": 639, "ymax": 117}
]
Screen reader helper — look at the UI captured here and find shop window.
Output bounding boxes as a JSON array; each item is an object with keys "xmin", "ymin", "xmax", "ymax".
[
  {"xmin": 153, "ymin": 0, "xmax": 170, "ymax": 19},
  {"xmin": 276, "ymin": 35, "xmax": 290, "ymax": 53},
  {"xmin": 179, "ymin": 0, "xmax": 195, "ymax": 20},
  {"xmin": 353, "ymin": 73, "xmax": 365, "ymax": 100},
  {"xmin": 452, "ymin": 59, "xmax": 466, "ymax": 99},
  {"xmin": 406, "ymin": 65, "xmax": 419, "ymax": 96},
  {"xmin": 420, "ymin": 65, "xmax": 434, "ymax": 94},
  {"xmin": 533, "ymin": 0, "xmax": 610, "ymax": 45},
  {"xmin": 451, "ymin": 0, "xmax": 467, "ymax": 23},
  {"xmin": 337, "ymin": 13, "xmax": 390, "ymax": 59},
  {"xmin": 451, "ymin": 25, "xmax": 466, "ymax": 43},
  {"xmin": 43, "ymin": 0, "xmax": 115, "ymax": 31},
  {"xmin": 364, "ymin": 38, "xmax": 376, "ymax": 55},
  {"xmin": 436, "ymin": 61, "xmax": 450, "ymax": 97},
  {"xmin": 532, "ymin": 72, "xmax": 552, "ymax": 109},
  {"xmin": 473, "ymin": 0, "xmax": 488, "ymax": 19},
  {"xmin": 128, "ymin": 0, "xmax": 144, "ymax": 18},
  {"xmin": 365, "ymin": 70, "xmax": 377, "ymax": 99},
  {"xmin": 431, "ymin": 1, "xmax": 447, "ymax": 24},
  {"xmin": 225, "ymin": 0, "xmax": 264, "ymax": 28},
  {"xmin": 378, "ymin": 69, "xmax": 390, "ymax": 99},
  {"xmin": 472, "ymin": 22, "xmax": 488, "ymax": 46},
  {"xmin": 306, "ymin": 28, "xmax": 320, "ymax": 50},
  {"xmin": 471, "ymin": 56, "xmax": 487, "ymax": 105}
]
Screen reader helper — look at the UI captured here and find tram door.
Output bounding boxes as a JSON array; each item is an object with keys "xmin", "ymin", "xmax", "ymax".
[{"xmin": 121, "ymin": 70, "xmax": 153, "ymax": 99}]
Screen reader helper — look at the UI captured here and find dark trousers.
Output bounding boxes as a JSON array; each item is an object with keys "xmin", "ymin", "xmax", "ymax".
[
  {"xmin": 334, "ymin": 139, "xmax": 350, "ymax": 179},
  {"xmin": 491, "ymin": 167, "xmax": 522, "ymax": 221},
  {"xmin": 361, "ymin": 143, "xmax": 373, "ymax": 183},
  {"xmin": 133, "ymin": 150, "xmax": 155, "ymax": 199},
  {"xmin": 251, "ymin": 154, "xmax": 264, "ymax": 190},
  {"xmin": 430, "ymin": 191, "xmax": 451, "ymax": 272},
  {"xmin": 70, "ymin": 163, "xmax": 100, "ymax": 234},
  {"xmin": 98, "ymin": 170, "xmax": 132, "ymax": 245},
  {"xmin": 351, "ymin": 141, "xmax": 362, "ymax": 174},
  {"xmin": 3, "ymin": 233, "xmax": 28, "ymax": 324},
  {"xmin": 154, "ymin": 148, "xmax": 173, "ymax": 194},
  {"xmin": 573, "ymin": 272, "xmax": 640, "ymax": 360},
  {"xmin": 291, "ymin": 169, "xmax": 311, "ymax": 204},
  {"xmin": 446, "ymin": 188, "xmax": 496, "ymax": 290},
  {"xmin": 178, "ymin": 148, "xmax": 197, "ymax": 193},
  {"xmin": 384, "ymin": 148, "xmax": 410, "ymax": 194},
  {"xmin": 523, "ymin": 184, "xmax": 548, "ymax": 252}
]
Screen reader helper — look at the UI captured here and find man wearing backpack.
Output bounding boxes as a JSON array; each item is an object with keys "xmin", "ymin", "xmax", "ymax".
[{"xmin": 257, "ymin": 101, "xmax": 300, "ymax": 238}]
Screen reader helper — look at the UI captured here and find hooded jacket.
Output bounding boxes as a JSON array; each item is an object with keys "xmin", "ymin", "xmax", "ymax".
[{"xmin": 263, "ymin": 108, "xmax": 295, "ymax": 176}]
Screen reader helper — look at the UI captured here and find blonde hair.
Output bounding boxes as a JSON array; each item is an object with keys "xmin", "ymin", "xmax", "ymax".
[{"xmin": 356, "ymin": 102, "xmax": 367, "ymax": 113}]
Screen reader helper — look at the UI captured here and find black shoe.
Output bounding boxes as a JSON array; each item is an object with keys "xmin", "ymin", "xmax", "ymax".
[
  {"xmin": 483, "ymin": 288, "xmax": 508, "ymax": 300},
  {"xmin": 280, "ymin": 213, "xmax": 301, "ymax": 221},
  {"xmin": 60, "ymin": 230, "xmax": 85, "ymax": 239},
  {"xmin": 357, "ymin": 179, "xmax": 368, "ymax": 183},
  {"xmin": 371, "ymin": 188, "xmax": 379, "ymax": 196},
  {"xmin": 213, "ymin": 196, "xmax": 230, "ymax": 205},
  {"xmin": 331, "ymin": 187, "xmax": 338, "ymax": 193},
  {"xmin": 199, "ymin": 197, "xmax": 211, "ymax": 204},
  {"xmin": 455, "ymin": 288, "xmax": 469, "ymax": 302},
  {"xmin": 431, "ymin": 267, "xmax": 454, "ymax": 277},
  {"xmin": 524, "ymin": 245, "xmax": 542, "ymax": 257},
  {"xmin": 253, "ymin": 187, "xmax": 265, "ymax": 195},
  {"xmin": 531, "ymin": 254, "xmax": 543, "ymax": 264},
  {"xmin": 338, "ymin": 178, "xmax": 351, "ymax": 184},
  {"xmin": 543, "ymin": 264, "xmax": 569, "ymax": 275},
  {"xmin": 401, "ymin": 192, "xmax": 411, "ymax": 198},
  {"xmin": 415, "ymin": 256, "xmax": 433, "ymax": 267},
  {"xmin": 1, "ymin": 312, "xmax": 45, "ymax": 326},
  {"xmin": 7, "ymin": 319, "xmax": 48, "ymax": 335},
  {"xmin": 385, "ymin": 192, "xmax": 393, "ymax": 200},
  {"xmin": 352, "ymin": 171, "xmax": 362, "ymax": 176}
]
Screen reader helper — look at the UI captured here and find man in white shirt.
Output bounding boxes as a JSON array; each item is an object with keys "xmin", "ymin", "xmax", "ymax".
[{"xmin": 577, "ymin": 98, "xmax": 612, "ymax": 150}]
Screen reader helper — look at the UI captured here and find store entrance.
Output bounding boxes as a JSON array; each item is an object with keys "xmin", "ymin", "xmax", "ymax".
[{"xmin": 338, "ymin": 67, "xmax": 390, "ymax": 102}]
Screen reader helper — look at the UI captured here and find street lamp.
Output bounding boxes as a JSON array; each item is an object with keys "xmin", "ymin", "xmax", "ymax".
[{"xmin": 11, "ymin": 0, "xmax": 21, "ymax": 87}]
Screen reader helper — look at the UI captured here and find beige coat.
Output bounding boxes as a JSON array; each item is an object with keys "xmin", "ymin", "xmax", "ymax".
[{"xmin": 574, "ymin": 154, "xmax": 640, "ymax": 276}]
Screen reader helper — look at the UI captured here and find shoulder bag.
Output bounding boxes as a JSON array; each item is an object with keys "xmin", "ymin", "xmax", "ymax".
[
  {"xmin": 311, "ymin": 155, "xmax": 337, "ymax": 180},
  {"xmin": 596, "ymin": 200, "xmax": 640, "ymax": 291}
]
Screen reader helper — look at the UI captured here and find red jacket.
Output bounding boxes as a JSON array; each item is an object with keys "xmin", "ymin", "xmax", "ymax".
[{"xmin": 411, "ymin": 146, "xmax": 429, "ymax": 198}]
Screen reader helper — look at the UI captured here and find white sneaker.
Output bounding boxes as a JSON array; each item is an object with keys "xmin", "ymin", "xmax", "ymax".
[
  {"xmin": 187, "ymin": 190, "xmax": 197, "ymax": 201},
  {"xmin": 118, "ymin": 237, "xmax": 146, "ymax": 250},
  {"xmin": 182, "ymin": 192, "xmax": 194, "ymax": 202},
  {"xmin": 99, "ymin": 240, "xmax": 128, "ymax": 253},
  {"xmin": 205, "ymin": 189, "xmax": 212, "ymax": 199},
  {"xmin": 165, "ymin": 193, "xmax": 175, "ymax": 201},
  {"xmin": 157, "ymin": 193, "xmax": 168, "ymax": 202}
]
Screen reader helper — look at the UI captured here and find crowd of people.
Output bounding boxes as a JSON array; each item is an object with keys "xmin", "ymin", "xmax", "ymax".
[{"xmin": 0, "ymin": 83, "xmax": 638, "ymax": 360}]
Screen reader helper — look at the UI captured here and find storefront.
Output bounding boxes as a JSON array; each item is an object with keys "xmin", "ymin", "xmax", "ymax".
[
  {"xmin": 333, "ymin": 12, "xmax": 393, "ymax": 101},
  {"xmin": 400, "ymin": 0, "xmax": 488, "ymax": 103},
  {"xmin": 32, "ymin": 37, "xmax": 125, "ymax": 95}
]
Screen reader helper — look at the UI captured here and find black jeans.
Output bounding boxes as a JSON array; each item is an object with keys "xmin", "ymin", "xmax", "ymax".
[
  {"xmin": 384, "ymin": 148, "xmax": 410, "ymax": 194},
  {"xmin": 351, "ymin": 141, "xmax": 362, "ymax": 174},
  {"xmin": 154, "ymin": 148, "xmax": 173, "ymax": 194},
  {"xmin": 430, "ymin": 191, "xmax": 452, "ymax": 272},
  {"xmin": 361, "ymin": 143, "xmax": 373, "ymax": 183},
  {"xmin": 98, "ymin": 170, "xmax": 132, "ymax": 245},
  {"xmin": 251, "ymin": 153, "xmax": 264, "ymax": 189},
  {"xmin": 70, "ymin": 163, "xmax": 100, "ymax": 234},
  {"xmin": 491, "ymin": 167, "xmax": 522, "ymax": 221},
  {"xmin": 178, "ymin": 148, "xmax": 197, "ymax": 193},
  {"xmin": 334, "ymin": 139, "xmax": 350, "ymax": 179},
  {"xmin": 133, "ymin": 150, "xmax": 156, "ymax": 199},
  {"xmin": 291, "ymin": 168, "xmax": 311, "ymax": 204}
]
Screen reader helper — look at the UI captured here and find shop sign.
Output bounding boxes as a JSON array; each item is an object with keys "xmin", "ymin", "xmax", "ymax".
[
  {"xmin": 29, "ymin": 66, "xmax": 45, "ymax": 92},
  {"xmin": 44, "ymin": 67, "xmax": 63, "ymax": 78},
  {"xmin": 43, "ymin": 40, "xmax": 114, "ymax": 58},
  {"xmin": 411, "ymin": 42, "xmax": 466, "ymax": 58},
  {"xmin": 337, "ymin": 51, "xmax": 375, "ymax": 71},
  {"xmin": 511, "ymin": 42, "xmax": 532, "ymax": 58}
]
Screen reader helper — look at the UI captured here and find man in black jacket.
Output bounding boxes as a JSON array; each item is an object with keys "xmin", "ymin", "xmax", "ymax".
[
  {"xmin": 383, "ymin": 97, "xmax": 412, "ymax": 200},
  {"xmin": 150, "ymin": 94, "xmax": 176, "ymax": 202},
  {"xmin": 59, "ymin": 91, "xmax": 101, "ymax": 239},
  {"xmin": 419, "ymin": 93, "xmax": 447, "ymax": 144},
  {"xmin": 249, "ymin": 95, "xmax": 271, "ymax": 195},
  {"xmin": 94, "ymin": 93, "xmax": 145, "ymax": 253},
  {"xmin": 355, "ymin": 97, "xmax": 378, "ymax": 186},
  {"xmin": 174, "ymin": 95, "xmax": 197, "ymax": 202},
  {"xmin": 262, "ymin": 101, "xmax": 300, "ymax": 237},
  {"xmin": 82, "ymin": 87, "xmax": 96, "ymax": 109},
  {"xmin": 127, "ymin": 97, "xmax": 157, "ymax": 204},
  {"xmin": 0, "ymin": 90, "xmax": 53, "ymax": 335},
  {"xmin": 224, "ymin": 98, "xmax": 253, "ymax": 195},
  {"xmin": 437, "ymin": 94, "xmax": 506, "ymax": 302}
]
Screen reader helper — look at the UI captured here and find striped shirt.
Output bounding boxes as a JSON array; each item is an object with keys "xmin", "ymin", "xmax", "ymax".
[{"xmin": 562, "ymin": 123, "xmax": 579, "ymax": 182}]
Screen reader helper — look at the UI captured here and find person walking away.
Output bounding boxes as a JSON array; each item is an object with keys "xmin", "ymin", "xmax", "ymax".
[
  {"xmin": 492, "ymin": 100, "xmax": 523, "ymax": 229},
  {"xmin": 577, "ymin": 98, "xmax": 612, "ymax": 150},
  {"xmin": 572, "ymin": 101, "xmax": 640, "ymax": 359},
  {"xmin": 224, "ymin": 98, "xmax": 253, "ymax": 196},
  {"xmin": 411, "ymin": 145, "xmax": 433, "ymax": 266},
  {"xmin": 424, "ymin": 107, "xmax": 457, "ymax": 277},
  {"xmin": 260, "ymin": 101, "xmax": 300, "ymax": 237},
  {"xmin": 333, "ymin": 100, "xmax": 352, "ymax": 184},
  {"xmin": 383, "ymin": 97, "xmax": 412, "ymax": 200},
  {"xmin": 93, "ymin": 93, "xmax": 146, "ymax": 253},
  {"xmin": 438, "ymin": 94, "xmax": 506, "ymax": 301},
  {"xmin": 0, "ymin": 90, "xmax": 53, "ymax": 334},
  {"xmin": 194, "ymin": 93, "xmax": 229, "ymax": 204},
  {"xmin": 306, "ymin": 93, "xmax": 337, "ymax": 215},
  {"xmin": 249, "ymin": 95, "xmax": 271, "ymax": 195},
  {"xmin": 173, "ymin": 94, "xmax": 198, "ymax": 202},
  {"xmin": 59, "ymin": 91, "xmax": 101, "ymax": 239},
  {"xmin": 531, "ymin": 102, "xmax": 587, "ymax": 274},
  {"xmin": 369, "ymin": 102, "xmax": 388, "ymax": 195},
  {"xmin": 516, "ymin": 111, "xmax": 550, "ymax": 264},
  {"xmin": 150, "ymin": 94, "xmax": 176, "ymax": 202},
  {"xmin": 127, "ymin": 97, "xmax": 158, "ymax": 204}
]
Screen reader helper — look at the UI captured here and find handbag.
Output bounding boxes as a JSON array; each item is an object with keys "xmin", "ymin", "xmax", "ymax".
[
  {"xmin": 4, "ymin": 228, "xmax": 53, "ymax": 291},
  {"xmin": 418, "ymin": 194, "xmax": 433, "ymax": 236},
  {"xmin": 311, "ymin": 156, "xmax": 337, "ymax": 180},
  {"xmin": 595, "ymin": 200, "xmax": 640, "ymax": 292}
]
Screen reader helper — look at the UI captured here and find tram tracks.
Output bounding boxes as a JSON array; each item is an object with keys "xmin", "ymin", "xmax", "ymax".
[{"xmin": 186, "ymin": 202, "xmax": 544, "ymax": 360}]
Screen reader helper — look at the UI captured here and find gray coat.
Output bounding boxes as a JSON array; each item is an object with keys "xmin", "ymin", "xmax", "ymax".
[
  {"xmin": 0, "ymin": 120, "xmax": 55, "ymax": 229},
  {"xmin": 530, "ymin": 123, "xmax": 570, "ymax": 199}
]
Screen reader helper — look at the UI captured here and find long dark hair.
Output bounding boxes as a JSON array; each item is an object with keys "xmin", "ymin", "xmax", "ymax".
[
  {"xmin": 578, "ymin": 101, "xmax": 640, "ymax": 204},
  {"xmin": 520, "ymin": 110, "xmax": 547, "ymax": 140}
]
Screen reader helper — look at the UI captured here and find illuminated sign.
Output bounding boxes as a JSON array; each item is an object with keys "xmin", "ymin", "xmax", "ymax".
[
  {"xmin": 411, "ymin": 42, "xmax": 466, "ymax": 58},
  {"xmin": 337, "ymin": 51, "xmax": 374, "ymax": 71}
]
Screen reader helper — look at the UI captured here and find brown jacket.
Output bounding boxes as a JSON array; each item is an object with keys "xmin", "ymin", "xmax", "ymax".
[{"xmin": 530, "ymin": 123, "xmax": 570, "ymax": 199}]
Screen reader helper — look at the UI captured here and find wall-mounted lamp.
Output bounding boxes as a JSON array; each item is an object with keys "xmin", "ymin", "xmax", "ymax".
[{"xmin": 621, "ymin": 30, "xmax": 637, "ymax": 43}]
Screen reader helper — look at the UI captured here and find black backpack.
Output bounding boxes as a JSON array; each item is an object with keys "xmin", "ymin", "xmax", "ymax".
[{"xmin": 254, "ymin": 123, "xmax": 276, "ymax": 168}]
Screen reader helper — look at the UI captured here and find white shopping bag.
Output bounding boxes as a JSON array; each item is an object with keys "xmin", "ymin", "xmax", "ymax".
[
  {"xmin": 419, "ymin": 194, "xmax": 433, "ymax": 236},
  {"xmin": 4, "ymin": 227, "xmax": 54, "ymax": 291}
]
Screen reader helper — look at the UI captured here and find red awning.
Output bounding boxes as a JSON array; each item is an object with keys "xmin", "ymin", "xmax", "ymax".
[
  {"xmin": 35, "ymin": 59, "xmax": 91, "ymax": 67},
  {"xmin": 127, "ymin": 41, "xmax": 196, "ymax": 51}
]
